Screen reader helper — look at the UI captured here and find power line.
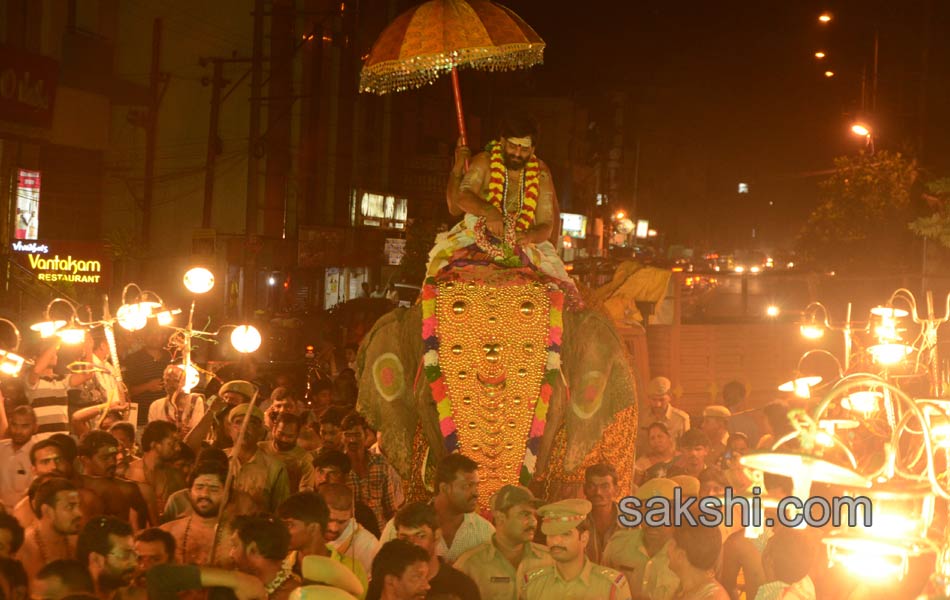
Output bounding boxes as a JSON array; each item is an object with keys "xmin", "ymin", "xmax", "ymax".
[{"xmin": 124, "ymin": 0, "xmax": 248, "ymax": 54}]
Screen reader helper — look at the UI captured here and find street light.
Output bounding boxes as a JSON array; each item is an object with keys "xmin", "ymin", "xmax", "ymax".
[
  {"xmin": 230, "ymin": 325, "xmax": 262, "ymax": 354},
  {"xmin": 176, "ymin": 323, "xmax": 262, "ymax": 355},
  {"xmin": 116, "ymin": 284, "xmax": 166, "ymax": 331},
  {"xmin": 819, "ymin": 12, "xmax": 832, "ymax": 23},
  {"xmin": 176, "ymin": 363, "xmax": 201, "ymax": 392},
  {"xmin": 183, "ymin": 267, "xmax": 215, "ymax": 295},
  {"xmin": 31, "ymin": 298, "xmax": 85, "ymax": 344},
  {"xmin": 799, "ymin": 302, "xmax": 858, "ymax": 370},
  {"xmin": 815, "ymin": 51, "xmax": 827, "ymax": 59},
  {"xmin": 824, "ymin": 70, "xmax": 835, "ymax": 78},
  {"xmin": 181, "ymin": 267, "xmax": 216, "ymax": 390},
  {"xmin": 850, "ymin": 123, "xmax": 875, "ymax": 153},
  {"xmin": 868, "ymin": 343, "xmax": 913, "ymax": 366}
]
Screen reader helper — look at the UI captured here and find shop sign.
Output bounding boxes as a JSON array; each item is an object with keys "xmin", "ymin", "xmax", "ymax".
[
  {"xmin": 384, "ymin": 238, "xmax": 406, "ymax": 266},
  {"xmin": 192, "ymin": 228, "xmax": 216, "ymax": 256},
  {"xmin": 0, "ymin": 44, "xmax": 59, "ymax": 127},
  {"xmin": 350, "ymin": 190, "xmax": 407, "ymax": 230},
  {"xmin": 635, "ymin": 219, "xmax": 650, "ymax": 239},
  {"xmin": 299, "ymin": 226, "xmax": 345, "ymax": 267},
  {"xmin": 10, "ymin": 239, "xmax": 110, "ymax": 286},
  {"xmin": 560, "ymin": 213, "xmax": 587, "ymax": 239}
]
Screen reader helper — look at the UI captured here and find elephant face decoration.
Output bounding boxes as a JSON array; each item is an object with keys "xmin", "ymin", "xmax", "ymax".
[
  {"xmin": 359, "ymin": 264, "xmax": 637, "ymax": 509},
  {"xmin": 423, "ymin": 280, "xmax": 563, "ymax": 497}
]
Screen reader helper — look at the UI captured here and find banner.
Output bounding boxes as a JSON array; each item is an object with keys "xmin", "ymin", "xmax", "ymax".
[{"xmin": 14, "ymin": 169, "xmax": 40, "ymax": 240}]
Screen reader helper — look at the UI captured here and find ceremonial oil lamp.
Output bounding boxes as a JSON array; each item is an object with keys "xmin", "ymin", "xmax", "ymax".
[{"xmin": 0, "ymin": 318, "xmax": 27, "ymax": 376}]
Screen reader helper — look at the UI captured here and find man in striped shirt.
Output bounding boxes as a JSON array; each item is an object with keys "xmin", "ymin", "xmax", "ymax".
[{"xmin": 27, "ymin": 341, "xmax": 94, "ymax": 440}]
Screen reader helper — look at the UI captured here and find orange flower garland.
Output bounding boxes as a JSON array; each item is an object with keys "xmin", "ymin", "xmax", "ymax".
[{"xmin": 473, "ymin": 141, "xmax": 541, "ymax": 261}]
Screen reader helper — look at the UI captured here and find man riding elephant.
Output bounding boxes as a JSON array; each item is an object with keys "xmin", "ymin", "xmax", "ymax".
[
  {"xmin": 433, "ymin": 113, "xmax": 580, "ymax": 308},
  {"xmin": 357, "ymin": 113, "xmax": 637, "ymax": 506}
]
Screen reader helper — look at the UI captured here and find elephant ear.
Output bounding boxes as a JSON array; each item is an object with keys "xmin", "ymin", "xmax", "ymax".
[
  {"xmin": 559, "ymin": 309, "xmax": 639, "ymax": 471},
  {"xmin": 356, "ymin": 306, "xmax": 424, "ymax": 479}
]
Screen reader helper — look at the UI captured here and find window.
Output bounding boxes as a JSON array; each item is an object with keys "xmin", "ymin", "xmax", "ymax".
[{"xmin": 351, "ymin": 190, "xmax": 408, "ymax": 230}]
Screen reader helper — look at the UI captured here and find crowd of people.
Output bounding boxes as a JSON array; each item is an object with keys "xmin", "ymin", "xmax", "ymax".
[{"xmin": 0, "ymin": 317, "xmax": 859, "ymax": 600}]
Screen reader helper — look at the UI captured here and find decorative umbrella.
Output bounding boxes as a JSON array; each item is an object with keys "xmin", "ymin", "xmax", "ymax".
[{"xmin": 359, "ymin": 0, "xmax": 545, "ymax": 146}]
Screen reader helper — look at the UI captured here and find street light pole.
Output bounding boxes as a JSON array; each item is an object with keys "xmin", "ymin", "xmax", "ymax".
[
  {"xmin": 245, "ymin": 0, "xmax": 265, "ymax": 318},
  {"xmin": 872, "ymin": 29, "xmax": 879, "ymax": 112},
  {"xmin": 850, "ymin": 123, "xmax": 874, "ymax": 154}
]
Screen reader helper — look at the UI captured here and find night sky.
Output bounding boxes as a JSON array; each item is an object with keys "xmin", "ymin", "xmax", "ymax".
[{"xmin": 476, "ymin": 0, "xmax": 950, "ymax": 250}]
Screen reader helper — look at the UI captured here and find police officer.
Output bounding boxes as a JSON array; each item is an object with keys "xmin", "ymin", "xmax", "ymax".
[
  {"xmin": 522, "ymin": 498, "xmax": 631, "ymax": 600},
  {"xmin": 455, "ymin": 484, "xmax": 552, "ymax": 599},
  {"xmin": 603, "ymin": 477, "xmax": 679, "ymax": 598}
]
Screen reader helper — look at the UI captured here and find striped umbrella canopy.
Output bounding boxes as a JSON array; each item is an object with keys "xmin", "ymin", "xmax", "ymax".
[{"xmin": 359, "ymin": 0, "xmax": 545, "ymax": 95}]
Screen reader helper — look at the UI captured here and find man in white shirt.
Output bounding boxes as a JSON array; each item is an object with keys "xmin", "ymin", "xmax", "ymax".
[
  {"xmin": 319, "ymin": 482, "xmax": 379, "ymax": 579},
  {"xmin": 0, "ymin": 405, "xmax": 39, "ymax": 511},
  {"xmin": 377, "ymin": 454, "xmax": 494, "ymax": 564},
  {"xmin": 147, "ymin": 365, "xmax": 205, "ymax": 437}
]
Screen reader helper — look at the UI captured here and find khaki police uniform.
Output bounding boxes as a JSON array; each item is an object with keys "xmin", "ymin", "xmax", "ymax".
[
  {"xmin": 455, "ymin": 537, "xmax": 552, "ymax": 600},
  {"xmin": 456, "ymin": 483, "xmax": 552, "ymax": 600},
  {"xmin": 522, "ymin": 557, "xmax": 631, "ymax": 600},
  {"xmin": 521, "ymin": 498, "xmax": 631, "ymax": 600},
  {"xmin": 602, "ymin": 528, "xmax": 650, "ymax": 596}
]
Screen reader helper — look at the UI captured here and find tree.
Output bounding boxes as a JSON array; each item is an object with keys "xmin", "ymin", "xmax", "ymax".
[
  {"xmin": 909, "ymin": 178, "xmax": 950, "ymax": 248},
  {"xmin": 796, "ymin": 150, "xmax": 917, "ymax": 273}
]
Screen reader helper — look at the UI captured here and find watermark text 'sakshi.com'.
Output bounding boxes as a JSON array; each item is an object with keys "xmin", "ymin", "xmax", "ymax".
[{"xmin": 617, "ymin": 487, "xmax": 873, "ymax": 529}]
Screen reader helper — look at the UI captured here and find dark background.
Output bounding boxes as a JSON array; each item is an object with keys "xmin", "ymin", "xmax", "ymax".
[{"xmin": 434, "ymin": 0, "xmax": 949, "ymax": 251}]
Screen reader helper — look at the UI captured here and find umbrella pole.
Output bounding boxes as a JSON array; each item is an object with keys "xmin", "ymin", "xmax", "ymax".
[{"xmin": 451, "ymin": 67, "xmax": 468, "ymax": 146}]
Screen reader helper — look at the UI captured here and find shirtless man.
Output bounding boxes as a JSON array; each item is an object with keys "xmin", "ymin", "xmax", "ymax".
[
  {"xmin": 160, "ymin": 460, "xmax": 233, "ymax": 567},
  {"xmin": 448, "ymin": 116, "xmax": 554, "ymax": 245},
  {"xmin": 77, "ymin": 430, "xmax": 150, "ymax": 529},
  {"xmin": 77, "ymin": 516, "xmax": 142, "ymax": 600},
  {"xmin": 433, "ymin": 113, "xmax": 572, "ymax": 294},
  {"xmin": 16, "ymin": 441, "xmax": 103, "ymax": 529},
  {"xmin": 229, "ymin": 514, "xmax": 300, "ymax": 600},
  {"xmin": 125, "ymin": 421, "xmax": 186, "ymax": 525},
  {"xmin": 18, "ymin": 478, "xmax": 83, "ymax": 579}
]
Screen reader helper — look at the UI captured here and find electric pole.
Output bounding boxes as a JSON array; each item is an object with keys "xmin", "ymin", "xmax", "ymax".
[
  {"xmin": 202, "ymin": 59, "xmax": 225, "ymax": 229},
  {"xmin": 244, "ymin": 0, "xmax": 265, "ymax": 316},
  {"xmin": 200, "ymin": 55, "xmax": 254, "ymax": 229},
  {"xmin": 143, "ymin": 18, "xmax": 163, "ymax": 247}
]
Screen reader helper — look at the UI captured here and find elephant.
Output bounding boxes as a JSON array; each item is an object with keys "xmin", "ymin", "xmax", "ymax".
[{"xmin": 355, "ymin": 264, "xmax": 639, "ymax": 506}]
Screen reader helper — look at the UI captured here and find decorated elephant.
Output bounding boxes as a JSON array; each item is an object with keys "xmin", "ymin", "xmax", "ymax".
[{"xmin": 355, "ymin": 262, "xmax": 639, "ymax": 506}]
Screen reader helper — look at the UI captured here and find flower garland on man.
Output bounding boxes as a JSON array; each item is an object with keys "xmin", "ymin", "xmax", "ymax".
[{"xmin": 433, "ymin": 113, "xmax": 581, "ymax": 306}]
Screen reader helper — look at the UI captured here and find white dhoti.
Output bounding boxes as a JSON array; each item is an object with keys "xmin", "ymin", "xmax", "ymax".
[{"xmin": 425, "ymin": 215, "xmax": 573, "ymax": 287}]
